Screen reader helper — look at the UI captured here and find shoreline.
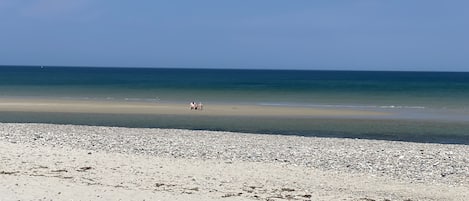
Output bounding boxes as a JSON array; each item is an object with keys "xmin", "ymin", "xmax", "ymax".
[
  {"xmin": 1, "ymin": 123, "xmax": 468, "ymax": 200},
  {"xmin": 1, "ymin": 98, "xmax": 469, "ymax": 145}
]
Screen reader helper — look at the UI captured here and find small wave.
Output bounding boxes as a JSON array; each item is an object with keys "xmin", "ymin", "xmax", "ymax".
[
  {"xmin": 258, "ymin": 103, "xmax": 425, "ymax": 109},
  {"xmin": 378, "ymin": 105, "xmax": 425, "ymax": 109},
  {"xmin": 58, "ymin": 96, "xmax": 159, "ymax": 102},
  {"xmin": 124, "ymin": 97, "xmax": 160, "ymax": 102}
]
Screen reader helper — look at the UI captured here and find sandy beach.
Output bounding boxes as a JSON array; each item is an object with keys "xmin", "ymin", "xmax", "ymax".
[{"xmin": 1, "ymin": 123, "xmax": 468, "ymax": 201}]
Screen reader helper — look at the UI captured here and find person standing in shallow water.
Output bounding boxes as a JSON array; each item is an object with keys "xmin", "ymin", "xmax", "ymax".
[
  {"xmin": 190, "ymin": 102, "xmax": 196, "ymax": 110},
  {"xmin": 189, "ymin": 101, "xmax": 203, "ymax": 110},
  {"xmin": 198, "ymin": 102, "xmax": 203, "ymax": 110}
]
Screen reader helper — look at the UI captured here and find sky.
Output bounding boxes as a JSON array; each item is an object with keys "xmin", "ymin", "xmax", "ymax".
[{"xmin": 0, "ymin": 0, "xmax": 468, "ymax": 71}]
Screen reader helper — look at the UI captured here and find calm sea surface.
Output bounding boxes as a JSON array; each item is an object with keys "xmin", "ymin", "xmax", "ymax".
[{"xmin": 1, "ymin": 66, "xmax": 469, "ymax": 144}]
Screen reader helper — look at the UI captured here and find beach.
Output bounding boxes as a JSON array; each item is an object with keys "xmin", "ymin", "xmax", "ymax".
[
  {"xmin": 3, "ymin": 0, "xmax": 469, "ymax": 199},
  {"xmin": 1, "ymin": 68, "xmax": 468, "ymax": 200},
  {"xmin": 1, "ymin": 123, "xmax": 468, "ymax": 201}
]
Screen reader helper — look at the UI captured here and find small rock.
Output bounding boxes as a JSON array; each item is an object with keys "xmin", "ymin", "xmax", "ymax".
[
  {"xmin": 281, "ymin": 187, "xmax": 295, "ymax": 192},
  {"xmin": 155, "ymin": 183, "xmax": 165, "ymax": 187},
  {"xmin": 77, "ymin": 166, "xmax": 92, "ymax": 172},
  {"xmin": 188, "ymin": 187, "xmax": 199, "ymax": 191}
]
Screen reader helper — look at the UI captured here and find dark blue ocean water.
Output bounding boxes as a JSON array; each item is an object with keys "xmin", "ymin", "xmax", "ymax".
[
  {"xmin": 1, "ymin": 66, "xmax": 469, "ymax": 109},
  {"xmin": 1, "ymin": 66, "xmax": 469, "ymax": 144}
]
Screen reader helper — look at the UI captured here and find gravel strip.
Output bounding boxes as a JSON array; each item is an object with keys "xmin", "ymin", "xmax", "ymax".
[{"xmin": 1, "ymin": 123, "xmax": 467, "ymax": 186}]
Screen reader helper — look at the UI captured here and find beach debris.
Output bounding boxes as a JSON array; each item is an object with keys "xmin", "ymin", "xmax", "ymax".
[
  {"xmin": 186, "ymin": 187, "xmax": 199, "ymax": 191},
  {"xmin": 301, "ymin": 194, "xmax": 312, "ymax": 198},
  {"xmin": 33, "ymin": 134, "xmax": 43, "ymax": 140},
  {"xmin": 154, "ymin": 182, "xmax": 176, "ymax": 189},
  {"xmin": 155, "ymin": 183, "xmax": 165, "ymax": 187},
  {"xmin": 0, "ymin": 170, "xmax": 19, "ymax": 175},
  {"xmin": 77, "ymin": 166, "xmax": 93, "ymax": 172}
]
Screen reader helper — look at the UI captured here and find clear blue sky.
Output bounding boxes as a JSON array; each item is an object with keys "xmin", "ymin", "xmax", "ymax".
[{"xmin": 1, "ymin": 0, "xmax": 468, "ymax": 71}]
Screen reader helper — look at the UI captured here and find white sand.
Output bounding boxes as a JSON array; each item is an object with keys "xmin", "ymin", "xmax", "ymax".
[{"xmin": 1, "ymin": 123, "xmax": 468, "ymax": 201}]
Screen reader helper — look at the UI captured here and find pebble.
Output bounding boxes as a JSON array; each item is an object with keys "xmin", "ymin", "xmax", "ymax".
[{"xmin": 0, "ymin": 123, "xmax": 468, "ymax": 186}]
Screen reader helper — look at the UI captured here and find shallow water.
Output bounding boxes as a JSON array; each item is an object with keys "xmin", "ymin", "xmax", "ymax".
[
  {"xmin": 1, "ymin": 66, "xmax": 468, "ymax": 144},
  {"xmin": 1, "ymin": 111, "xmax": 468, "ymax": 144}
]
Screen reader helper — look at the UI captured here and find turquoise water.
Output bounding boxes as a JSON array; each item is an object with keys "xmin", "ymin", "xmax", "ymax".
[{"xmin": 1, "ymin": 66, "xmax": 469, "ymax": 144}]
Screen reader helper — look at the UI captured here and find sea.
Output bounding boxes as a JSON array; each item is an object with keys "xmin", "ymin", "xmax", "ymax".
[{"xmin": 1, "ymin": 66, "xmax": 469, "ymax": 144}]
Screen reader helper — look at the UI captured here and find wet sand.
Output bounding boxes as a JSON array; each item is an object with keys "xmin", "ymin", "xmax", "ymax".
[{"xmin": 0, "ymin": 98, "xmax": 389, "ymax": 117}]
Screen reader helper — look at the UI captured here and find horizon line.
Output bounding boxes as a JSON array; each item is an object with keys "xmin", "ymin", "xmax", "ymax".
[{"xmin": 1, "ymin": 64, "xmax": 468, "ymax": 73}]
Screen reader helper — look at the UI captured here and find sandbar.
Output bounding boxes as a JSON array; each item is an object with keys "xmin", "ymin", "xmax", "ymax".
[{"xmin": 0, "ymin": 98, "xmax": 388, "ymax": 117}]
